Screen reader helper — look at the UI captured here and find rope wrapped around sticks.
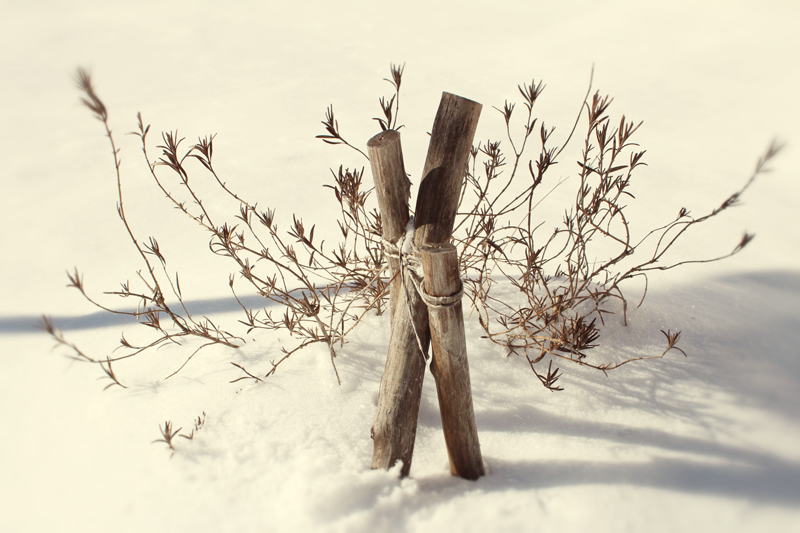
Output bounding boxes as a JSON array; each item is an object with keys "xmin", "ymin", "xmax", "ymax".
[{"xmin": 382, "ymin": 217, "xmax": 464, "ymax": 360}]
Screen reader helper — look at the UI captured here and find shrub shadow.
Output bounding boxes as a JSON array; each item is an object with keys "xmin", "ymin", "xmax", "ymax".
[
  {"xmin": 415, "ymin": 270, "xmax": 800, "ymax": 508},
  {"xmin": 2, "ymin": 294, "xmax": 272, "ymax": 334}
]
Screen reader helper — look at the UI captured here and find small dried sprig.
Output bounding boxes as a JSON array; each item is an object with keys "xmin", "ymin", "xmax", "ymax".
[
  {"xmin": 38, "ymin": 315, "xmax": 127, "ymax": 390},
  {"xmin": 662, "ymin": 329, "xmax": 686, "ymax": 357},
  {"xmin": 374, "ymin": 62, "xmax": 405, "ymax": 131},
  {"xmin": 179, "ymin": 412, "xmax": 207, "ymax": 441},
  {"xmin": 229, "ymin": 362, "xmax": 263, "ymax": 384},
  {"xmin": 75, "ymin": 67, "xmax": 107, "ymax": 122},
  {"xmin": 590, "ymin": 329, "xmax": 687, "ymax": 373},
  {"xmin": 316, "ymin": 105, "xmax": 369, "ymax": 160},
  {"xmin": 152, "ymin": 421, "xmax": 182, "ymax": 451},
  {"xmin": 374, "ymin": 95, "xmax": 397, "ymax": 132},
  {"xmin": 99, "ymin": 357, "xmax": 124, "ymax": 391},
  {"xmin": 385, "ymin": 62, "xmax": 404, "ymax": 92}
]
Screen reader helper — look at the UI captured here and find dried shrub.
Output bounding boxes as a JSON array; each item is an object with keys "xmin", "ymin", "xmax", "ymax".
[{"xmin": 43, "ymin": 65, "xmax": 781, "ymax": 393}]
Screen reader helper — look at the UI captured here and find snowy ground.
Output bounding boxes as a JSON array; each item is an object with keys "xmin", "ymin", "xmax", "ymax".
[{"xmin": 2, "ymin": 1, "xmax": 800, "ymax": 531}]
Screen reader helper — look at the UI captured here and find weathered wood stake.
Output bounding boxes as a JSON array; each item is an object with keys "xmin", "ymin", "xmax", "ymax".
[
  {"xmin": 420, "ymin": 243, "xmax": 484, "ymax": 480},
  {"xmin": 367, "ymin": 130, "xmax": 427, "ymax": 477},
  {"xmin": 367, "ymin": 130, "xmax": 410, "ymax": 320},
  {"xmin": 414, "ymin": 93, "xmax": 482, "ymax": 245}
]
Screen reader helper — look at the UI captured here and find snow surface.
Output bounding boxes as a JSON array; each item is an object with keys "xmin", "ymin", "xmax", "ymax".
[{"xmin": 2, "ymin": 1, "xmax": 800, "ymax": 531}]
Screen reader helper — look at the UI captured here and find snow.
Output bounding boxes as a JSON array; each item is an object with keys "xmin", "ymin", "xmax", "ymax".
[{"xmin": 2, "ymin": 1, "xmax": 800, "ymax": 531}]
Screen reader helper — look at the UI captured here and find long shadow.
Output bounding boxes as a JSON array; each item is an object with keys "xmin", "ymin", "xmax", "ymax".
[
  {"xmin": 412, "ymin": 270, "xmax": 800, "ymax": 507},
  {"xmin": 471, "ymin": 455, "xmax": 800, "ymax": 507},
  {"xmin": 477, "ymin": 403, "xmax": 789, "ymax": 471},
  {"xmin": 1, "ymin": 294, "xmax": 272, "ymax": 335},
  {"xmin": 384, "ymin": 453, "xmax": 800, "ymax": 530},
  {"xmin": 527, "ymin": 269, "xmax": 800, "ymax": 423}
]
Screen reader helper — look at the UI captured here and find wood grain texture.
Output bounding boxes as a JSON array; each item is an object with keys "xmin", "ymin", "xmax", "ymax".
[
  {"xmin": 367, "ymin": 130, "xmax": 427, "ymax": 478},
  {"xmin": 369, "ymin": 268, "xmax": 430, "ymax": 478},
  {"xmin": 414, "ymin": 92, "xmax": 482, "ymax": 246}
]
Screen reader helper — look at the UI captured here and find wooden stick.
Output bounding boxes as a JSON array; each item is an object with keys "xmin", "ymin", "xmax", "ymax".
[
  {"xmin": 420, "ymin": 243, "xmax": 484, "ymax": 480},
  {"xmin": 367, "ymin": 130, "xmax": 410, "ymax": 320},
  {"xmin": 367, "ymin": 130, "xmax": 427, "ymax": 477}
]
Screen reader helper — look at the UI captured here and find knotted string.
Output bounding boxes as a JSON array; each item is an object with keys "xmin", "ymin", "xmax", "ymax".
[{"xmin": 382, "ymin": 217, "xmax": 465, "ymax": 361}]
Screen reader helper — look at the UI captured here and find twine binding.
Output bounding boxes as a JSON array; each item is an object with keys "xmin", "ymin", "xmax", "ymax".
[{"xmin": 382, "ymin": 217, "xmax": 464, "ymax": 361}]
